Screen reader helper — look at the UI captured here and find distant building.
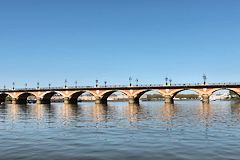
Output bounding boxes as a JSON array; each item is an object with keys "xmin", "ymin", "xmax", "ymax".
[{"xmin": 210, "ymin": 92, "xmax": 230, "ymax": 100}]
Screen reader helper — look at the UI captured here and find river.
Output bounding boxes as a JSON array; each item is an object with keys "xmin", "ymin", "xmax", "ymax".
[{"xmin": 0, "ymin": 100, "xmax": 240, "ymax": 160}]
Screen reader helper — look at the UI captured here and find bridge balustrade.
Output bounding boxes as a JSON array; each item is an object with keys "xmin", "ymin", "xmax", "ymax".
[{"xmin": 1, "ymin": 82, "xmax": 240, "ymax": 92}]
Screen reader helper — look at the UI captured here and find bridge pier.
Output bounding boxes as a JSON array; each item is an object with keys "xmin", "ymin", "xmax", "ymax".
[
  {"xmin": 11, "ymin": 98, "xmax": 27, "ymax": 104},
  {"xmin": 95, "ymin": 96, "xmax": 104, "ymax": 104},
  {"xmin": 36, "ymin": 98, "xmax": 51, "ymax": 104},
  {"xmin": 64, "ymin": 97, "xmax": 70, "ymax": 104},
  {"xmin": 12, "ymin": 98, "xmax": 17, "ymax": 104},
  {"xmin": 164, "ymin": 95, "xmax": 174, "ymax": 104},
  {"xmin": 128, "ymin": 96, "xmax": 139, "ymax": 104},
  {"xmin": 201, "ymin": 94, "xmax": 209, "ymax": 104},
  {"xmin": 36, "ymin": 98, "xmax": 42, "ymax": 104}
]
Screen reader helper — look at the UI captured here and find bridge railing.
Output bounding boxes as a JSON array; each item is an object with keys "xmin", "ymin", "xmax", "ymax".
[{"xmin": 1, "ymin": 82, "xmax": 240, "ymax": 91}]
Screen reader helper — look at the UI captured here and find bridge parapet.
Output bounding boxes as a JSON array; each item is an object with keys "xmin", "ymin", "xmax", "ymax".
[{"xmin": 1, "ymin": 82, "xmax": 240, "ymax": 92}]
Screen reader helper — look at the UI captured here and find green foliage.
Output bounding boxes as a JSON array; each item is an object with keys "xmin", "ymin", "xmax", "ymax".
[
  {"xmin": 145, "ymin": 94, "xmax": 199, "ymax": 100},
  {"xmin": 229, "ymin": 91, "xmax": 239, "ymax": 99},
  {"xmin": 175, "ymin": 94, "xmax": 199, "ymax": 99}
]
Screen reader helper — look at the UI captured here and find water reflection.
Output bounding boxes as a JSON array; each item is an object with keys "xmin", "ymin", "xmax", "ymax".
[
  {"xmin": 231, "ymin": 101, "xmax": 240, "ymax": 115},
  {"xmin": 160, "ymin": 103, "xmax": 177, "ymax": 121},
  {"xmin": 123, "ymin": 104, "xmax": 140, "ymax": 122},
  {"xmin": 60, "ymin": 104, "xmax": 80, "ymax": 122},
  {"xmin": 198, "ymin": 103, "xmax": 213, "ymax": 123},
  {"xmin": 1, "ymin": 101, "xmax": 240, "ymax": 160},
  {"xmin": 91, "ymin": 104, "xmax": 108, "ymax": 122},
  {"xmin": 2, "ymin": 101, "xmax": 240, "ymax": 126},
  {"xmin": 7, "ymin": 104, "xmax": 19, "ymax": 121},
  {"xmin": 0, "ymin": 102, "xmax": 225, "ymax": 125}
]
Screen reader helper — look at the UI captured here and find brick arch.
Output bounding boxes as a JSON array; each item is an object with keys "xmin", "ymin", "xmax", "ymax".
[
  {"xmin": 133, "ymin": 89, "xmax": 165, "ymax": 99},
  {"xmin": 208, "ymin": 88, "xmax": 240, "ymax": 97},
  {"xmin": 16, "ymin": 92, "xmax": 38, "ymax": 104},
  {"xmin": 68, "ymin": 90, "xmax": 97, "ymax": 104},
  {"xmin": 0, "ymin": 92, "xmax": 13, "ymax": 103},
  {"xmin": 99, "ymin": 90, "xmax": 130, "ymax": 104},
  {"xmin": 69, "ymin": 90, "xmax": 97, "ymax": 98},
  {"xmin": 17, "ymin": 92, "xmax": 38, "ymax": 98},
  {"xmin": 39, "ymin": 91, "xmax": 65, "ymax": 104},
  {"xmin": 100, "ymin": 90, "xmax": 130, "ymax": 98},
  {"xmin": 0, "ymin": 92, "xmax": 14, "ymax": 98},
  {"xmin": 170, "ymin": 89, "xmax": 203, "ymax": 98},
  {"xmin": 40, "ymin": 91, "xmax": 65, "ymax": 98}
]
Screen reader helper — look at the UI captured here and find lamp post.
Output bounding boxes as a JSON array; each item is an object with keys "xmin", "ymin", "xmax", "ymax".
[
  {"xmin": 129, "ymin": 76, "xmax": 132, "ymax": 87},
  {"xmin": 48, "ymin": 83, "xmax": 51, "ymax": 89},
  {"xmin": 104, "ymin": 81, "xmax": 107, "ymax": 87},
  {"xmin": 75, "ymin": 81, "xmax": 78, "ymax": 88},
  {"xmin": 203, "ymin": 74, "xmax": 207, "ymax": 85},
  {"xmin": 65, "ymin": 79, "xmax": 67, "ymax": 88},
  {"xmin": 165, "ymin": 77, "xmax": 168, "ymax": 85},
  {"xmin": 96, "ymin": 79, "xmax": 98, "ymax": 87},
  {"xmin": 135, "ymin": 78, "xmax": 139, "ymax": 86},
  {"xmin": 25, "ymin": 83, "xmax": 27, "ymax": 90},
  {"xmin": 37, "ymin": 81, "xmax": 40, "ymax": 89},
  {"xmin": 3, "ymin": 85, "xmax": 6, "ymax": 90},
  {"xmin": 12, "ymin": 82, "xmax": 15, "ymax": 90},
  {"xmin": 169, "ymin": 79, "xmax": 172, "ymax": 86}
]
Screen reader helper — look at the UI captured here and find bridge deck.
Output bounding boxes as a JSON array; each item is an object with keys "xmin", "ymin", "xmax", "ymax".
[{"xmin": 1, "ymin": 83, "xmax": 240, "ymax": 92}]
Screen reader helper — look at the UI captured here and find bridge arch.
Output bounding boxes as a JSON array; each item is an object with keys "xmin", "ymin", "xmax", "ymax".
[
  {"xmin": 68, "ymin": 90, "xmax": 97, "ymax": 104},
  {"xmin": 208, "ymin": 88, "xmax": 240, "ymax": 100},
  {"xmin": 170, "ymin": 89, "xmax": 202, "ymax": 103},
  {"xmin": 40, "ymin": 91, "xmax": 65, "ymax": 104},
  {"xmin": 16, "ymin": 92, "xmax": 38, "ymax": 104},
  {"xmin": 99, "ymin": 90, "xmax": 130, "ymax": 104},
  {"xmin": 133, "ymin": 89, "xmax": 165, "ymax": 104},
  {"xmin": 0, "ymin": 92, "xmax": 13, "ymax": 104},
  {"xmin": 170, "ymin": 89, "xmax": 202, "ymax": 97}
]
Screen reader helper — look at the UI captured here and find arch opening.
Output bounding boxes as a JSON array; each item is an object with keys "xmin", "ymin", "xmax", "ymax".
[
  {"xmin": 41, "ymin": 92, "xmax": 64, "ymax": 104},
  {"xmin": 17, "ymin": 93, "xmax": 37, "ymax": 104},
  {"xmin": 172, "ymin": 89, "xmax": 201, "ymax": 102},
  {"xmin": 69, "ymin": 91, "xmax": 96, "ymax": 104},
  {"xmin": 101, "ymin": 91, "xmax": 128, "ymax": 104},
  {"xmin": 0, "ymin": 93, "xmax": 12, "ymax": 104},
  {"xmin": 134, "ymin": 90, "xmax": 164, "ymax": 104},
  {"xmin": 210, "ymin": 89, "xmax": 240, "ymax": 101}
]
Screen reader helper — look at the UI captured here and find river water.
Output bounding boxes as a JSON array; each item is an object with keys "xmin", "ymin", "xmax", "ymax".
[{"xmin": 0, "ymin": 100, "xmax": 240, "ymax": 160}]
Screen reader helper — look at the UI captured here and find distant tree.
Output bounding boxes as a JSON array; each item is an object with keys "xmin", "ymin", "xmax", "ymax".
[
  {"xmin": 6, "ymin": 95, "xmax": 12, "ymax": 101},
  {"xmin": 229, "ymin": 91, "xmax": 240, "ymax": 100},
  {"xmin": 175, "ymin": 94, "xmax": 199, "ymax": 99}
]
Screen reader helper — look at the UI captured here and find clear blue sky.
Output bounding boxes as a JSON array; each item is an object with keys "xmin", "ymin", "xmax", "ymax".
[{"xmin": 0, "ymin": 0, "xmax": 240, "ymax": 88}]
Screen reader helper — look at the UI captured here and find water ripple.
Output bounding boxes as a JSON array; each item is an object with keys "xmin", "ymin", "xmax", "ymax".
[{"xmin": 0, "ymin": 101, "xmax": 240, "ymax": 159}]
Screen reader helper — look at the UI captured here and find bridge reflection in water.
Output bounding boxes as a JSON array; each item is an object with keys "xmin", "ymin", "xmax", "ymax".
[{"xmin": 1, "ymin": 101, "xmax": 239, "ymax": 129}]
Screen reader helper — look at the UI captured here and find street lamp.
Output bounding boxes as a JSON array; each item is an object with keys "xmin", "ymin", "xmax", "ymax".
[
  {"xmin": 165, "ymin": 77, "xmax": 168, "ymax": 85},
  {"xmin": 169, "ymin": 79, "xmax": 172, "ymax": 86},
  {"xmin": 12, "ymin": 82, "xmax": 15, "ymax": 90},
  {"xmin": 3, "ymin": 85, "xmax": 6, "ymax": 90},
  {"xmin": 129, "ymin": 76, "xmax": 132, "ymax": 87},
  {"xmin": 75, "ymin": 81, "xmax": 78, "ymax": 88},
  {"xmin": 104, "ymin": 81, "xmax": 107, "ymax": 87},
  {"xmin": 48, "ymin": 83, "xmax": 51, "ymax": 89},
  {"xmin": 203, "ymin": 74, "xmax": 207, "ymax": 85},
  {"xmin": 135, "ymin": 78, "xmax": 139, "ymax": 86},
  {"xmin": 37, "ymin": 81, "xmax": 40, "ymax": 89},
  {"xmin": 65, "ymin": 79, "xmax": 67, "ymax": 88},
  {"xmin": 96, "ymin": 79, "xmax": 99, "ymax": 87},
  {"xmin": 25, "ymin": 83, "xmax": 27, "ymax": 90}
]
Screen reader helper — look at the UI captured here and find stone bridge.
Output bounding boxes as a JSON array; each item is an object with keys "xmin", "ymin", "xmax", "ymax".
[{"xmin": 0, "ymin": 83, "xmax": 240, "ymax": 105}]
